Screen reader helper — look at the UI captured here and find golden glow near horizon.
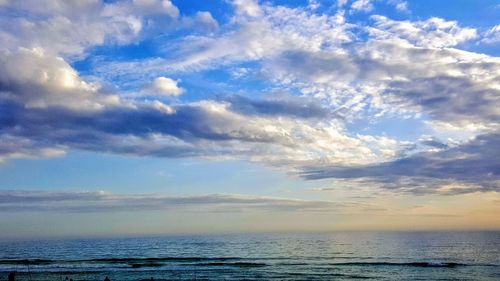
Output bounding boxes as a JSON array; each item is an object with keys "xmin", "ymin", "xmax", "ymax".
[{"xmin": 0, "ymin": 187, "xmax": 498, "ymax": 240}]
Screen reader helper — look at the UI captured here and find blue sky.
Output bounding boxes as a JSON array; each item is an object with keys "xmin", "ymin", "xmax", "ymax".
[{"xmin": 0, "ymin": 0, "xmax": 499, "ymax": 239}]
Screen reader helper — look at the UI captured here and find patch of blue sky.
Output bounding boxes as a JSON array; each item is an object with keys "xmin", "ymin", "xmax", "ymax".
[
  {"xmin": 170, "ymin": 69, "xmax": 236, "ymax": 103},
  {"xmin": 404, "ymin": 0, "xmax": 499, "ymax": 56},
  {"xmin": 70, "ymin": 40, "xmax": 166, "ymax": 94},
  {"xmin": 72, "ymin": 40, "xmax": 160, "ymax": 77},
  {"xmin": 347, "ymin": 115, "xmax": 431, "ymax": 141},
  {"xmin": 406, "ymin": 0, "xmax": 499, "ymax": 27},
  {"xmin": 467, "ymin": 44, "xmax": 500, "ymax": 57},
  {"xmin": 172, "ymin": 0, "xmax": 234, "ymax": 24},
  {"xmin": 0, "ymin": 152, "xmax": 307, "ymax": 197},
  {"xmin": 268, "ymin": 0, "xmax": 311, "ymax": 8}
]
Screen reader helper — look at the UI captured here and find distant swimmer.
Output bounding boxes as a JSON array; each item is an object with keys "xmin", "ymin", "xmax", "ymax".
[
  {"xmin": 104, "ymin": 277, "xmax": 111, "ymax": 281},
  {"xmin": 8, "ymin": 272, "xmax": 15, "ymax": 281},
  {"xmin": 64, "ymin": 277, "xmax": 69, "ymax": 281}
]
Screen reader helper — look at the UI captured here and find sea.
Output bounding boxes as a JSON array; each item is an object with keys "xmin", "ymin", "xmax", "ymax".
[{"xmin": 0, "ymin": 231, "xmax": 498, "ymax": 280}]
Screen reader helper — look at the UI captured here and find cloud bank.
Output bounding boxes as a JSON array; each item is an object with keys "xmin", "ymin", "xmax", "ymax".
[{"xmin": 0, "ymin": 190, "xmax": 345, "ymax": 213}]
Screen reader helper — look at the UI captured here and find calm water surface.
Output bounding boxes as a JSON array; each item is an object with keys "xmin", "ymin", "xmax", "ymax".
[{"xmin": 0, "ymin": 231, "xmax": 499, "ymax": 280}]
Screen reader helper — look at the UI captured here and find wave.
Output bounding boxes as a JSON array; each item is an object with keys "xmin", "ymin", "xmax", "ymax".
[
  {"xmin": 195, "ymin": 262, "xmax": 267, "ymax": 268},
  {"xmin": 0, "ymin": 259, "xmax": 53, "ymax": 265},
  {"xmin": 326, "ymin": 262, "xmax": 468, "ymax": 268},
  {"xmin": 1, "ymin": 258, "xmax": 497, "ymax": 270},
  {"xmin": 276, "ymin": 261, "xmax": 499, "ymax": 268},
  {"xmin": 285, "ymin": 272, "xmax": 373, "ymax": 279},
  {"xmin": 87, "ymin": 257, "xmax": 243, "ymax": 263},
  {"xmin": 0, "ymin": 257, "xmax": 242, "ymax": 265}
]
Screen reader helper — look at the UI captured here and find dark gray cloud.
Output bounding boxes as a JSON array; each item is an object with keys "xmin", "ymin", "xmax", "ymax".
[
  {"xmin": 386, "ymin": 76, "xmax": 500, "ymax": 126},
  {"xmin": 224, "ymin": 95, "xmax": 333, "ymax": 119},
  {"xmin": 302, "ymin": 134, "xmax": 500, "ymax": 194},
  {"xmin": 419, "ymin": 137, "xmax": 449, "ymax": 149},
  {"xmin": 0, "ymin": 96, "xmax": 311, "ymax": 160},
  {"xmin": 0, "ymin": 190, "xmax": 345, "ymax": 213}
]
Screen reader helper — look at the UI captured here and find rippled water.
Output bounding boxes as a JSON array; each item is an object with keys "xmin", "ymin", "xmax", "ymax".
[{"xmin": 0, "ymin": 231, "xmax": 499, "ymax": 280}]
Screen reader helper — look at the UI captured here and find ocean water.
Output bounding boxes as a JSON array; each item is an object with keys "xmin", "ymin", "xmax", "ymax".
[{"xmin": 0, "ymin": 231, "xmax": 498, "ymax": 280}]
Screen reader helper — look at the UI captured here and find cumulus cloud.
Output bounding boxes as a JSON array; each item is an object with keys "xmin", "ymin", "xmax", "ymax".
[
  {"xmin": 0, "ymin": 190, "xmax": 345, "ymax": 212},
  {"xmin": 193, "ymin": 11, "xmax": 219, "ymax": 30},
  {"xmin": 0, "ymin": 0, "xmax": 204, "ymax": 58},
  {"xmin": 143, "ymin": 77, "xmax": 184, "ymax": 97},
  {"xmin": 0, "ymin": 0, "xmax": 164, "ymax": 57},
  {"xmin": 0, "ymin": 48, "xmax": 120, "ymax": 109}
]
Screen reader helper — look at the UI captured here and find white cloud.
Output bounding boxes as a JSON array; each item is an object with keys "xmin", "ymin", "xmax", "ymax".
[
  {"xmin": 95, "ymin": 6, "xmax": 351, "ymax": 73},
  {"xmin": 395, "ymin": 1, "xmax": 408, "ymax": 12},
  {"xmin": 369, "ymin": 15, "xmax": 477, "ymax": 48},
  {"xmin": 0, "ymin": 48, "xmax": 120, "ymax": 109},
  {"xmin": 387, "ymin": 0, "xmax": 409, "ymax": 12},
  {"xmin": 351, "ymin": 0, "xmax": 373, "ymax": 12},
  {"xmin": 147, "ymin": 77, "xmax": 184, "ymax": 97},
  {"xmin": 480, "ymin": 24, "xmax": 500, "ymax": 45},
  {"xmin": 0, "ymin": 0, "xmax": 180, "ymax": 57},
  {"xmin": 308, "ymin": 0, "xmax": 320, "ymax": 10},
  {"xmin": 232, "ymin": 0, "xmax": 262, "ymax": 17},
  {"xmin": 337, "ymin": 0, "xmax": 349, "ymax": 8},
  {"xmin": 130, "ymin": 0, "xmax": 180, "ymax": 18},
  {"xmin": 194, "ymin": 11, "xmax": 219, "ymax": 31}
]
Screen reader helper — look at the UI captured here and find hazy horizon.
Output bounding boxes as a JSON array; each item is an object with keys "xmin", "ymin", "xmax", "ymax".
[{"xmin": 2, "ymin": 227, "xmax": 500, "ymax": 243}]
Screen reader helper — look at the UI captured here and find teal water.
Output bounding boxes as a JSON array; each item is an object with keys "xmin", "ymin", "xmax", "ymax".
[{"xmin": 0, "ymin": 231, "xmax": 499, "ymax": 280}]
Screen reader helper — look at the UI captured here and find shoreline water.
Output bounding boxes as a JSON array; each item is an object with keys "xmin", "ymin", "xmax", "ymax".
[{"xmin": 1, "ymin": 231, "xmax": 499, "ymax": 280}]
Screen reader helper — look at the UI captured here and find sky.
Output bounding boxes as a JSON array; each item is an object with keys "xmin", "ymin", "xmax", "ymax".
[{"xmin": 0, "ymin": 0, "xmax": 499, "ymax": 240}]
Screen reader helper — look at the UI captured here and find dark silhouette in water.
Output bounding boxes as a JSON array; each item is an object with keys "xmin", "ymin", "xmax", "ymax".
[
  {"xmin": 104, "ymin": 277, "xmax": 111, "ymax": 281},
  {"xmin": 8, "ymin": 272, "xmax": 15, "ymax": 281}
]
